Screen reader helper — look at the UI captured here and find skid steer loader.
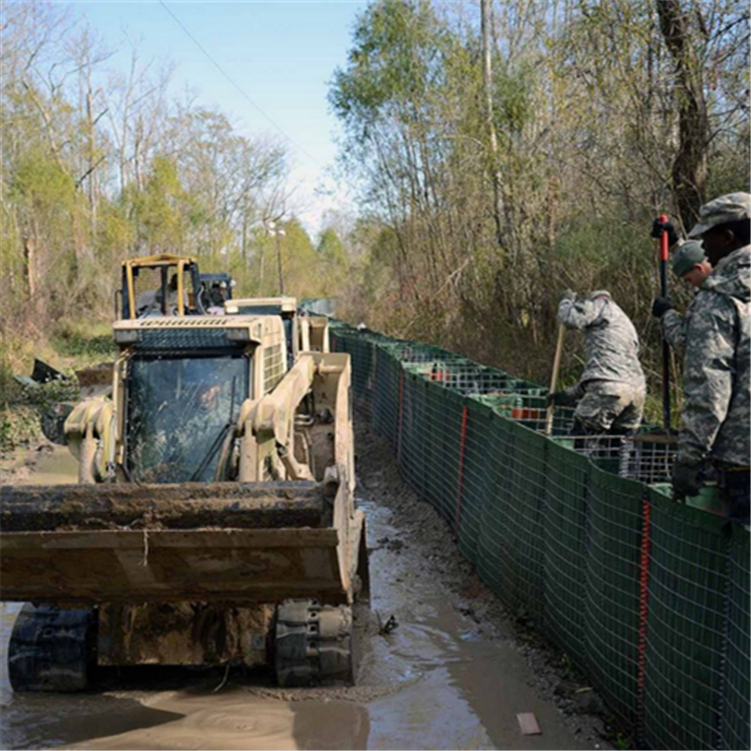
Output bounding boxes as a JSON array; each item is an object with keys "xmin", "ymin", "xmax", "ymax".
[{"xmin": 0, "ymin": 286, "xmax": 369, "ymax": 691}]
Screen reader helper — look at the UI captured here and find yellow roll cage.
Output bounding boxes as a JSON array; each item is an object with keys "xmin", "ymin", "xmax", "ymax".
[{"xmin": 122, "ymin": 254, "xmax": 200, "ymax": 319}]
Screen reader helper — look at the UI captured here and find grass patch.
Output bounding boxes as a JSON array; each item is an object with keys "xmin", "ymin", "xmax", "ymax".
[{"xmin": 52, "ymin": 319, "xmax": 116, "ymax": 364}]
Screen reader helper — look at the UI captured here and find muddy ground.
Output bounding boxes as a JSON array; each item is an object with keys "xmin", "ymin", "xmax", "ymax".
[{"xmin": 0, "ymin": 412, "xmax": 615, "ymax": 750}]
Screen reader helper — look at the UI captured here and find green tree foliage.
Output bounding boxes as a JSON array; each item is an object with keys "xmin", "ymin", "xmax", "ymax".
[
  {"xmin": 277, "ymin": 219, "xmax": 321, "ymax": 300},
  {"xmin": 316, "ymin": 228, "xmax": 349, "ymax": 296},
  {"xmin": 124, "ymin": 157, "xmax": 193, "ymax": 254},
  {"xmin": 331, "ymin": 0, "xmax": 749, "ymax": 393},
  {"xmin": 0, "ymin": 1, "xmax": 337, "ymax": 379}
]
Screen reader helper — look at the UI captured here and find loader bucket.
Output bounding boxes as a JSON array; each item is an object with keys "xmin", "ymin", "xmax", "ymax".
[{"xmin": 0, "ymin": 481, "xmax": 355, "ymax": 607}]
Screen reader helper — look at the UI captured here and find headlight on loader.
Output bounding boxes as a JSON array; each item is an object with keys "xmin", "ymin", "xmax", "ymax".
[
  {"xmin": 113, "ymin": 329, "xmax": 139, "ymax": 344},
  {"xmin": 226, "ymin": 328, "xmax": 250, "ymax": 342}
]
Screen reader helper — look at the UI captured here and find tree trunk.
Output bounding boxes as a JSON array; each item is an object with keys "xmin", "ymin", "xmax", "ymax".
[
  {"xmin": 86, "ymin": 89, "xmax": 97, "ymax": 233},
  {"xmin": 23, "ymin": 236, "xmax": 36, "ymax": 300},
  {"xmin": 656, "ymin": 0, "xmax": 709, "ymax": 228},
  {"xmin": 481, "ymin": 0, "xmax": 507, "ymax": 258}
]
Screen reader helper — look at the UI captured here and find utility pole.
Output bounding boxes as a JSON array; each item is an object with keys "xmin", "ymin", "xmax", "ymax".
[
  {"xmin": 275, "ymin": 230, "xmax": 284, "ymax": 296},
  {"xmin": 266, "ymin": 220, "xmax": 286, "ymax": 296}
]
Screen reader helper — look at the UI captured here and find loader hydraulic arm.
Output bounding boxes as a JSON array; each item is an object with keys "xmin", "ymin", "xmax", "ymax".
[
  {"xmin": 236, "ymin": 353, "xmax": 351, "ymax": 484},
  {"xmin": 237, "ymin": 354, "xmax": 317, "ymax": 482},
  {"xmin": 64, "ymin": 399, "xmax": 115, "ymax": 483}
]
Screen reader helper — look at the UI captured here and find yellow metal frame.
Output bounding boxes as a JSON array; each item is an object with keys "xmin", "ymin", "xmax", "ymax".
[{"xmin": 123, "ymin": 254, "xmax": 199, "ymax": 319}]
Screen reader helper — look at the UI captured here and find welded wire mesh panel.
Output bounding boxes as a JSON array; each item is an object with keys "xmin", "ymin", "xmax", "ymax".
[
  {"xmin": 506, "ymin": 398, "xmax": 556, "ymax": 432},
  {"xmin": 370, "ymin": 345, "xmax": 386, "ymax": 437},
  {"xmin": 642, "ymin": 491, "xmax": 729, "ymax": 750},
  {"xmin": 334, "ymin": 332, "xmax": 372, "ymax": 398},
  {"xmin": 478, "ymin": 418, "xmax": 547, "ymax": 619},
  {"xmin": 619, "ymin": 436, "xmax": 677, "ymax": 484},
  {"xmin": 456, "ymin": 399, "xmax": 495, "ymax": 566},
  {"xmin": 397, "ymin": 371, "xmax": 422, "ymax": 495},
  {"xmin": 543, "ymin": 440, "xmax": 591, "ymax": 667},
  {"xmin": 584, "ymin": 466, "xmax": 643, "ymax": 728},
  {"xmin": 414, "ymin": 378, "xmax": 445, "ymax": 514},
  {"xmin": 720, "ymin": 526, "xmax": 751, "ymax": 751},
  {"xmin": 408, "ymin": 381, "xmax": 466, "ymax": 524},
  {"xmin": 554, "ymin": 434, "xmax": 627, "ymax": 477},
  {"xmin": 522, "ymin": 403, "xmax": 577, "ymax": 435},
  {"xmin": 475, "ymin": 413, "xmax": 513, "ymax": 602},
  {"xmin": 372, "ymin": 348, "xmax": 400, "ymax": 446},
  {"xmin": 436, "ymin": 388, "xmax": 467, "ymax": 526},
  {"xmin": 386, "ymin": 342, "xmax": 453, "ymax": 364},
  {"xmin": 438, "ymin": 364, "xmax": 497, "ymax": 396},
  {"xmin": 474, "ymin": 393, "xmax": 577, "ymax": 436},
  {"xmin": 412, "ymin": 378, "xmax": 443, "ymax": 513},
  {"xmin": 471, "ymin": 392, "xmax": 523, "ymax": 417}
]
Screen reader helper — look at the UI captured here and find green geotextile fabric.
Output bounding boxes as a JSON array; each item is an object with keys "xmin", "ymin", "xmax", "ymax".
[
  {"xmin": 641, "ymin": 489, "xmax": 722, "ymax": 748},
  {"xmin": 456, "ymin": 399, "xmax": 495, "ymax": 566},
  {"xmin": 722, "ymin": 527, "xmax": 751, "ymax": 751},
  {"xmin": 476, "ymin": 417, "xmax": 547, "ymax": 621},
  {"xmin": 323, "ymin": 319, "xmax": 750, "ymax": 750},
  {"xmin": 585, "ymin": 466, "xmax": 644, "ymax": 727},
  {"xmin": 543, "ymin": 440, "xmax": 591, "ymax": 667}
]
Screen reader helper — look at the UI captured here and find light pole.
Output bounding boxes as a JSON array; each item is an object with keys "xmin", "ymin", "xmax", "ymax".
[{"xmin": 265, "ymin": 220, "xmax": 286, "ymax": 296}]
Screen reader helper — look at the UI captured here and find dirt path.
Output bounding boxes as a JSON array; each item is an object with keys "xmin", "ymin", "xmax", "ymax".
[{"xmin": 0, "ymin": 418, "xmax": 611, "ymax": 750}]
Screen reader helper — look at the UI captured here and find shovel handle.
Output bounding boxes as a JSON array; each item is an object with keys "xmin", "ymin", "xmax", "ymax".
[
  {"xmin": 658, "ymin": 213, "xmax": 671, "ymax": 431},
  {"xmin": 545, "ymin": 324, "xmax": 565, "ymax": 436}
]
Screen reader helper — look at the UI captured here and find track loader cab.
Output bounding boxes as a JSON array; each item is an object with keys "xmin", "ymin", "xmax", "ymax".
[
  {"xmin": 120, "ymin": 254, "xmax": 206, "ymax": 319},
  {"xmin": 114, "ymin": 315, "xmax": 286, "ymax": 485}
]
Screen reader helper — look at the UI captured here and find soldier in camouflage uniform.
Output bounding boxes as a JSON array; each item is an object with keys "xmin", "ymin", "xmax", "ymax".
[
  {"xmin": 670, "ymin": 192, "xmax": 751, "ymax": 525},
  {"xmin": 652, "ymin": 241, "xmax": 712, "ymax": 349},
  {"xmin": 549, "ymin": 290, "xmax": 646, "ymax": 435}
]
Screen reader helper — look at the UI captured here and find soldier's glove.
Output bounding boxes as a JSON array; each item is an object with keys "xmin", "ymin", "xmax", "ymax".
[
  {"xmin": 672, "ymin": 460, "xmax": 704, "ymax": 501},
  {"xmin": 651, "ymin": 218, "xmax": 679, "ymax": 247},
  {"xmin": 651, "ymin": 296, "xmax": 675, "ymax": 318},
  {"xmin": 547, "ymin": 389, "xmax": 578, "ymax": 408},
  {"xmin": 560, "ymin": 289, "xmax": 576, "ymax": 303}
]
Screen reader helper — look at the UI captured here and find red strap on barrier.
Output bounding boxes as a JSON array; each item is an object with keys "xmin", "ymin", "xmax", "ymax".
[
  {"xmin": 637, "ymin": 496, "xmax": 652, "ymax": 737},
  {"xmin": 455, "ymin": 405, "xmax": 469, "ymax": 529},
  {"xmin": 397, "ymin": 370, "xmax": 404, "ymax": 463}
]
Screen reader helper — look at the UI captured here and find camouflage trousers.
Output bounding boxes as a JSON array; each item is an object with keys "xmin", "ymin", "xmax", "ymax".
[{"xmin": 573, "ymin": 380, "xmax": 645, "ymax": 434}]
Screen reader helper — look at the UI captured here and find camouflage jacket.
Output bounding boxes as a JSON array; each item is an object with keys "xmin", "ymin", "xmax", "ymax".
[
  {"xmin": 557, "ymin": 291, "xmax": 646, "ymax": 391},
  {"xmin": 661, "ymin": 308, "xmax": 687, "ymax": 349},
  {"xmin": 679, "ymin": 245, "xmax": 750, "ymax": 467},
  {"xmin": 661, "ymin": 291, "xmax": 706, "ymax": 350}
]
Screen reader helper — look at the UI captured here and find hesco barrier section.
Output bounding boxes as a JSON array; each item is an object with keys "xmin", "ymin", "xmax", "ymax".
[{"xmin": 325, "ymin": 318, "xmax": 750, "ymax": 751}]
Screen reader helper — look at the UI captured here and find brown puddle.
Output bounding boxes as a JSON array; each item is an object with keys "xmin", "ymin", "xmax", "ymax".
[
  {"xmin": 0, "ymin": 440, "xmax": 597, "ymax": 750},
  {"xmin": 1, "ymin": 445, "xmax": 79, "ymax": 487}
]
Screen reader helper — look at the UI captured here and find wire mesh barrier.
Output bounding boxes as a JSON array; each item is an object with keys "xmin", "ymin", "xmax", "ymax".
[
  {"xmin": 619, "ymin": 437, "xmax": 677, "ymax": 484},
  {"xmin": 320, "ymin": 316, "xmax": 750, "ymax": 750}
]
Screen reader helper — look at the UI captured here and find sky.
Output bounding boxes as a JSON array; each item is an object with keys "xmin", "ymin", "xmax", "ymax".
[{"xmin": 69, "ymin": 0, "xmax": 369, "ymax": 235}]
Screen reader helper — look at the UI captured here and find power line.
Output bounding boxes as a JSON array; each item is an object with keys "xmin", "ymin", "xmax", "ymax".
[{"xmin": 157, "ymin": 0, "xmax": 323, "ymax": 168}]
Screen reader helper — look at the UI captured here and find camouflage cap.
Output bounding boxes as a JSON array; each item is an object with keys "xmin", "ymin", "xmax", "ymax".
[
  {"xmin": 688, "ymin": 192, "xmax": 751, "ymax": 238},
  {"xmin": 672, "ymin": 240, "xmax": 707, "ymax": 277}
]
